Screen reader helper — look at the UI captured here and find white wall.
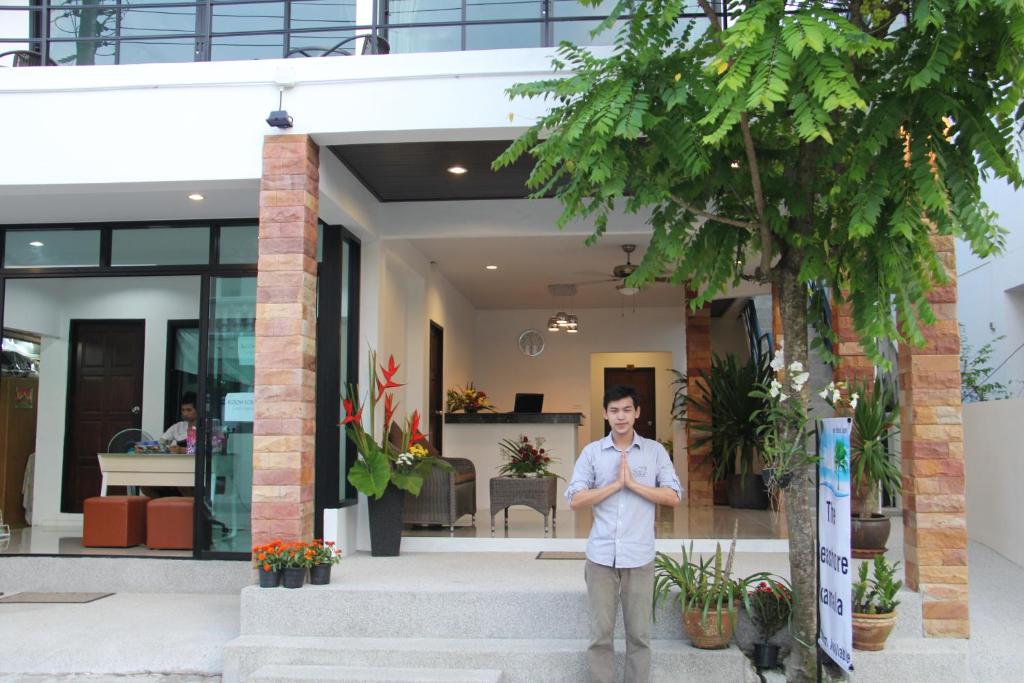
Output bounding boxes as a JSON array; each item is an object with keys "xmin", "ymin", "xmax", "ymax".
[
  {"xmin": 3, "ymin": 276, "xmax": 201, "ymax": 527},
  {"xmin": 964, "ymin": 398, "xmax": 1024, "ymax": 567}
]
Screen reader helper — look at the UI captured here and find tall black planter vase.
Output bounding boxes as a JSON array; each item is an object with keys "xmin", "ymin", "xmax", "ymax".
[{"xmin": 368, "ymin": 484, "xmax": 405, "ymax": 557}]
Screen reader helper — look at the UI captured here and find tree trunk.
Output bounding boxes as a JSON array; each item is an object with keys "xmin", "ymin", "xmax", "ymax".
[{"xmin": 779, "ymin": 255, "xmax": 818, "ymax": 683}]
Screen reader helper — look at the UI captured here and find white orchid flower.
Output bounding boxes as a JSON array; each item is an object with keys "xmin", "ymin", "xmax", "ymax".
[
  {"xmin": 832, "ymin": 389, "xmax": 841, "ymax": 404},
  {"xmin": 791, "ymin": 372, "xmax": 810, "ymax": 391},
  {"xmin": 788, "ymin": 361, "xmax": 804, "ymax": 374},
  {"xmin": 768, "ymin": 380, "xmax": 782, "ymax": 398},
  {"xmin": 779, "ymin": 392, "xmax": 789, "ymax": 402},
  {"xmin": 818, "ymin": 387, "xmax": 831, "ymax": 400},
  {"xmin": 770, "ymin": 350, "xmax": 785, "ymax": 372},
  {"xmin": 850, "ymin": 393, "xmax": 860, "ymax": 410}
]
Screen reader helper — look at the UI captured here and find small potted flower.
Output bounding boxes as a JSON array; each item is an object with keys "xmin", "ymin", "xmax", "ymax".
[
  {"xmin": 446, "ymin": 383, "xmax": 496, "ymax": 413},
  {"xmin": 743, "ymin": 578, "xmax": 792, "ymax": 669},
  {"xmin": 852, "ymin": 555, "xmax": 902, "ymax": 651},
  {"xmin": 497, "ymin": 435, "xmax": 560, "ymax": 478},
  {"xmin": 279, "ymin": 541, "xmax": 312, "ymax": 589},
  {"xmin": 253, "ymin": 540, "xmax": 286, "ymax": 588},
  {"xmin": 308, "ymin": 539, "xmax": 342, "ymax": 585}
]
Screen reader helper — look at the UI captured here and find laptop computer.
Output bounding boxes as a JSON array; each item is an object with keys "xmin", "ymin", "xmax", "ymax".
[{"xmin": 513, "ymin": 393, "xmax": 544, "ymax": 413}]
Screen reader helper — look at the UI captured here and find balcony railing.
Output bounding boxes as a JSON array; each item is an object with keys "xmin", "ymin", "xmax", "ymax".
[{"xmin": 0, "ymin": 0, "xmax": 723, "ymax": 67}]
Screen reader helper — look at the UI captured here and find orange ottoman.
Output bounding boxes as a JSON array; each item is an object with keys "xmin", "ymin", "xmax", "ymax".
[
  {"xmin": 83, "ymin": 496, "xmax": 149, "ymax": 547},
  {"xmin": 146, "ymin": 497, "xmax": 194, "ymax": 550}
]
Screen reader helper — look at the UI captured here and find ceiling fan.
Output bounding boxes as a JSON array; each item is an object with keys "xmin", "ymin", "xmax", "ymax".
[{"xmin": 576, "ymin": 244, "xmax": 671, "ymax": 295}]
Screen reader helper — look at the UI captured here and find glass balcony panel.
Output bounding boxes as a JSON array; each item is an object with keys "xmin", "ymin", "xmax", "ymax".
[
  {"xmin": 290, "ymin": 0, "xmax": 357, "ymax": 31},
  {"xmin": 118, "ymin": 5, "xmax": 198, "ymax": 36},
  {"xmin": 384, "ymin": 24, "xmax": 460, "ymax": 53},
  {"xmin": 0, "ymin": 8, "xmax": 36, "ymax": 43},
  {"xmin": 550, "ymin": 0, "xmax": 618, "ymax": 18},
  {"xmin": 465, "ymin": 21, "xmax": 541, "ymax": 50},
  {"xmin": 3, "ymin": 229, "xmax": 101, "ymax": 269},
  {"xmin": 210, "ymin": 32, "xmax": 284, "ymax": 60},
  {"xmin": 212, "ymin": 2, "xmax": 285, "ymax": 34},
  {"xmin": 46, "ymin": 38, "xmax": 114, "ymax": 64},
  {"xmin": 286, "ymin": 29, "xmax": 358, "ymax": 56},
  {"xmin": 465, "ymin": 0, "xmax": 542, "ymax": 21},
  {"xmin": 47, "ymin": 0, "xmax": 118, "ymax": 64},
  {"xmin": 551, "ymin": 17, "xmax": 624, "ymax": 46},
  {"xmin": 118, "ymin": 37, "xmax": 196, "ymax": 62},
  {"xmin": 386, "ymin": 0, "xmax": 461, "ymax": 25}
]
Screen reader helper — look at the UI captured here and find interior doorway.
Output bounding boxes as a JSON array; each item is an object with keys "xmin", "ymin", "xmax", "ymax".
[
  {"xmin": 603, "ymin": 366, "xmax": 657, "ymax": 439},
  {"xmin": 62, "ymin": 320, "xmax": 146, "ymax": 513},
  {"xmin": 429, "ymin": 321, "xmax": 444, "ymax": 452}
]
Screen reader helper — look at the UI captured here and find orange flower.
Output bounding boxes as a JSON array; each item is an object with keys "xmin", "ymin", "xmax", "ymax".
[
  {"xmin": 258, "ymin": 553, "xmax": 266, "ymax": 561},
  {"xmin": 263, "ymin": 563, "xmax": 271, "ymax": 572}
]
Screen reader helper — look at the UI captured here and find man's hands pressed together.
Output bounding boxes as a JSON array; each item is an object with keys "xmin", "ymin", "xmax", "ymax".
[{"xmin": 569, "ymin": 449, "xmax": 680, "ymax": 511}]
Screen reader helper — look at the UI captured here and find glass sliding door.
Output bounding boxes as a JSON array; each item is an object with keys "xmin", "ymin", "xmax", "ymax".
[{"xmin": 199, "ymin": 275, "xmax": 256, "ymax": 555}]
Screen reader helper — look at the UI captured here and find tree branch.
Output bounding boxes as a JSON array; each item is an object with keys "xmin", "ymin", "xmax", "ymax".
[
  {"xmin": 670, "ymin": 195, "xmax": 758, "ymax": 231},
  {"xmin": 696, "ymin": 0, "xmax": 722, "ymax": 33},
  {"xmin": 740, "ymin": 113, "xmax": 774, "ymax": 279}
]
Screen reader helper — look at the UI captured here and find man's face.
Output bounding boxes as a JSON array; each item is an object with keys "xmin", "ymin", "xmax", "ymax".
[
  {"xmin": 181, "ymin": 403, "xmax": 198, "ymax": 424},
  {"xmin": 603, "ymin": 396, "xmax": 639, "ymax": 437}
]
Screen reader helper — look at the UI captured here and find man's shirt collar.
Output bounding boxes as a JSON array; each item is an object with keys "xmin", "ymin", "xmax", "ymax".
[{"xmin": 601, "ymin": 430, "xmax": 642, "ymax": 452}]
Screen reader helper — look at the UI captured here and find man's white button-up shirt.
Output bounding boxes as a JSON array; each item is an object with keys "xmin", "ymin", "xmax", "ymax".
[{"xmin": 565, "ymin": 432, "xmax": 682, "ymax": 569}]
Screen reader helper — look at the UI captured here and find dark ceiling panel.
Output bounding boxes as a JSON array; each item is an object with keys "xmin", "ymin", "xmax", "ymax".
[
  {"xmin": 329, "ymin": 140, "xmax": 544, "ymax": 202},
  {"xmin": 709, "ymin": 297, "xmax": 736, "ymax": 318}
]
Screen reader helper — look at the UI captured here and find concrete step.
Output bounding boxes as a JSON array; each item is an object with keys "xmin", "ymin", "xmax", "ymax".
[
  {"xmin": 222, "ymin": 636, "xmax": 757, "ymax": 683},
  {"xmin": 252, "ymin": 665, "xmax": 503, "ymax": 683},
  {"xmin": 0, "ymin": 556, "xmax": 250, "ymax": 594},
  {"xmin": 852, "ymin": 637, "xmax": 969, "ymax": 681}
]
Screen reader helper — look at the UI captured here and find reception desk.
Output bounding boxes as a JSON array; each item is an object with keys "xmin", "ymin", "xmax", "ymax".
[{"xmin": 443, "ymin": 413, "xmax": 583, "ymax": 511}]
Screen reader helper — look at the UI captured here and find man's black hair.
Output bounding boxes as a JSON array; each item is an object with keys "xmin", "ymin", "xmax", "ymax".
[
  {"xmin": 603, "ymin": 385, "xmax": 639, "ymax": 409},
  {"xmin": 181, "ymin": 391, "xmax": 197, "ymax": 408}
]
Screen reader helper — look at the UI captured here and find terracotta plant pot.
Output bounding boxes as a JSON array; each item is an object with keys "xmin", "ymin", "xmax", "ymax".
[
  {"xmin": 683, "ymin": 604, "xmax": 738, "ymax": 649},
  {"xmin": 851, "ymin": 513, "xmax": 891, "ymax": 559},
  {"xmin": 852, "ymin": 611, "xmax": 897, "ymax": 651}
]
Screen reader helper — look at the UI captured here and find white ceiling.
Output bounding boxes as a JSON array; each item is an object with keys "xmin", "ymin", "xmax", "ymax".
[{"xmin": 406, "ymin": 234, "xmax": 768, "ymax": 310}]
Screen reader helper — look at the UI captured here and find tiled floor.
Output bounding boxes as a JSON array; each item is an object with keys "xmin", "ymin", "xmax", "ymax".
[
  {"xmin": 403, "ymin": 503, "xmax": 789, "ymax": 540},
  {"xmin": 0, "ymin": 526, "xmax": 191, "ymax": 558}
]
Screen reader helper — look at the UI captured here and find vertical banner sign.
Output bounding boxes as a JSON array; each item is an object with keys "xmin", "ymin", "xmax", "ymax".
[{"xmin": 817, "ymin": 417, "xmax": 853, "ymax": 672}]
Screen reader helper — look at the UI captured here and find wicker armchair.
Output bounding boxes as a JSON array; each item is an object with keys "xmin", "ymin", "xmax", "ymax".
[{"xmin": 388, "ymin": 424, "xmax": 476, "ymax": 532}]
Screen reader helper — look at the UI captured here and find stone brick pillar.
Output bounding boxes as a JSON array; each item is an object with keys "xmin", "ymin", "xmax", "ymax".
[
  {"xmin": 832, "ymin": 295, "xmax": 874, "ymax": 385},
  {"xmin": 898, "ymin": 235, "xmax": 969, "ymax": 638},
  {"xmin": 685, "ymin": 294, "xmax": 713, "ymax": 507},
  {"xmin": 251, "ymin": 134, "xmax": 320, "ymax": 546}
]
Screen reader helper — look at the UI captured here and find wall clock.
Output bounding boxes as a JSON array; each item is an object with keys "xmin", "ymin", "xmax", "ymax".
[{"xmin": 517, "ymin": 329, "xmax": 545, "ymax": 357}]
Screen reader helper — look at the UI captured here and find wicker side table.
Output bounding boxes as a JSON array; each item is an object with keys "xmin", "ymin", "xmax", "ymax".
[{"xmin": 489, "ymin": 475, "xmax": 558, "ymax": 535}]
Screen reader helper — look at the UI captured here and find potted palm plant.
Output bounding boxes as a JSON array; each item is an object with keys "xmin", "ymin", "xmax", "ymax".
[
  {"xmin": 677, "ymin": 354, "xmax": 772, "ymax": 509},
  {"xmin": 844, "ymin": 380, "xmax": 901, "ymax": 558},
  {"xmin": 852, "ymin": 556, "xmax": 902, "ymax": 651}
]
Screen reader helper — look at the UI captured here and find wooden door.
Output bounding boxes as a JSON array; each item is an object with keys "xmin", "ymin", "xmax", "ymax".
[
  {"xmin": 62, "ymin": 321, "xmax": 145, "ymax": 512},
  {"xmin": 603, "ymin": 367, "xmax": 657, "ymax": 440},
  {"xmin": 428, "ymin": 321, "xmax": 444, "ymax": 452}
]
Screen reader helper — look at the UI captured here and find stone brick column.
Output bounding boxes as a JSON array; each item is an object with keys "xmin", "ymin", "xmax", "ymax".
[
  {"xmin": 685, "ymin": 294, "xmax": 713, "ymax": 507},
  {"xmin": 832, "ymin": 295, "xmax": 874, "ymax": 385},
  {"xmin": 898, "ymin": 235, "xmax": 969, "ymax": 638},
  {"xmin": 251, "ymin": 134, "xmax": 320, "ymax": 546}
]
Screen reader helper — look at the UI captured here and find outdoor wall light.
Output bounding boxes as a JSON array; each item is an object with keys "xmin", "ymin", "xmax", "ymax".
[{"xmin": 266, "ymin": 110, "xmax": 294, "ymax": 129}]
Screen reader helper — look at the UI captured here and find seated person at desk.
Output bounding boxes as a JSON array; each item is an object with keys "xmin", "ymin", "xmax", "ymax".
[{"xmin": 141, "ymin": 392, "xmax": 197, "ymax": 498}]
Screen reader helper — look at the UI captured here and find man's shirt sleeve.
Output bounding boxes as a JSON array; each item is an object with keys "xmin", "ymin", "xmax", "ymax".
[
  {"xmin": 565, "ymin": 446, "xmax": 595, "ymax": 505},
  {"xmin": 655, "ymin": 444, "xmax": 683, "ymax": 500}
]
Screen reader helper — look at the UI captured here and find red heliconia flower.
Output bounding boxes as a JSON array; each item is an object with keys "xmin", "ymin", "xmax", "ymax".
[
  {"xmin": 381, "ymin": 355, "xmax": 400, "ymax": 381},
  {"xmin": 384, "ymin": 392, "xmax": 398, "ymax": 429},
  {"xmin": 408, "ymin": 410, "xmax": 427, "ymax": 445},
  {"xmin": 341, "ymin": 398, "xmax": 363, "ymax": 425}
]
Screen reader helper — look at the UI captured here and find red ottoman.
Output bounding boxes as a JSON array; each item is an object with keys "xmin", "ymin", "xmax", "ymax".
[
  {"xmin": 146, "ymin": 497, "xmax": 194, "ymax": 550},
  {"xmin": 83, "ymin": 496, "xmax": 149, "ymax": 547}
]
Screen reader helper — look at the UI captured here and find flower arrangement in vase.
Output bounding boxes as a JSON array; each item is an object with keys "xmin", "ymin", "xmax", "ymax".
[
  {"xmin": 446, "ymin": 383, "xmax": 496, "ymax": 413},
  {"xmin": 497, "ymin": 435, "xmax": 561, "ymax": 478}
]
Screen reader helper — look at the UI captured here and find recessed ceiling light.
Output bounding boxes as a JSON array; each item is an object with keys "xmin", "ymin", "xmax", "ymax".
[
  {"xmin": 485, "ymin": 265, "xmax": 498, "ymax": 270},
  {"xmin": 447, "ymin": 165, "xmax": 468, "ymax": 175},
  {"xmin": 187, "ymin": 193, "xmax": 205, "ymax": 201},
  {"xmin": 28, "ymin": 241, "xmax": 44, "ymax": 247}
]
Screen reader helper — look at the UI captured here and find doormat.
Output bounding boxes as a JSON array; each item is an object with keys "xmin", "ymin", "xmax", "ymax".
[
  {"xmin": 536, "ymin": 552, "xmax": 586, "ymax": 560},
  {"xmin": 0, "ymin": 592, "xmax": 113, "ymax": 604}
]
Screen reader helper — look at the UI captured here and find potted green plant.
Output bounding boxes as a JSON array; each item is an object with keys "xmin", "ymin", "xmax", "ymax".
[
  {"xmin": 253, "ymin": 540, "xmax": 286, "ymax": 588},
  {"xmin": 343, "ymin": 350, "xmax": 453, "ymax": 557},
  {"xmin": 852, "ymin": 556, "xmax": 902, "ymax": 651},
  {"xmin": 307, "ymin": 539, "xmax": 342, "ymax": 585},
  {"xmin": 497, "ymin": 435, "xmax": 562, "ymax": 478},
  {"xmin": 677, "ymin": 354, "xmax": 772, "ymax": 509},
  {"xmin": 842, "ymin": 379, "xmax": 901, "ymax": 559},
  {"xmin": 744, "ymin": 578, "xmax": 793, "ymax": 669}
]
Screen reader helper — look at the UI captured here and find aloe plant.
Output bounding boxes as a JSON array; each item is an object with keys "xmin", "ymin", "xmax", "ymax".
[{"xmin": 852, "ymin": 556, "xmax": 902, "ymax": 615}]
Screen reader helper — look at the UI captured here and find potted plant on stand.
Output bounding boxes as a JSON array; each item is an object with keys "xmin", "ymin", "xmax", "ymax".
[
  {"xmin": 744, "ymin": 578, "xmax": 793, "ymax": 669},
  {"xmin": 253, "ymin": 540, "xmax": 286, "ymax": 588},
  {"xmin": 497, "ymin": 435, "xmax": 561, "ymax": 478},
  {"xmin": 308, "ymin": 539, "xmax": 342, "ymax": 585},
  {"xmin": 852, "ymin": 555, "xmax": 902, "ymax": 651},
  {"xmin": 344, "ymin": 351, "xmax": 453, "ymax": 557},
  {"xmin": 841, "ymin": 380, "xmax": 901, "ymax": 559}
]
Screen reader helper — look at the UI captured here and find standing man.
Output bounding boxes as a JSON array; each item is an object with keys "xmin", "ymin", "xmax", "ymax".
[{"xmin": 566, "ymin": 385, "xmax": 682, "ymax": 683}]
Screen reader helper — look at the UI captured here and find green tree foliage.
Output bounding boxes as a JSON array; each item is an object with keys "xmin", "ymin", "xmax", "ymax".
[{"xmin": 496, "ymin": 1, "xmax": 1022, "ymax": 679}]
